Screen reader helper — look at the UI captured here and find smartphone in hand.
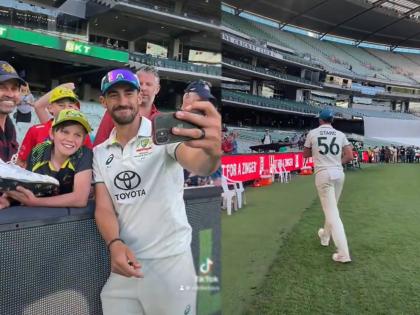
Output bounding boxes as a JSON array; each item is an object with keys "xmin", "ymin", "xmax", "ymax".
[{"xmin": 152, "ymin": 112, "xmax": 200, "ymax": 145}]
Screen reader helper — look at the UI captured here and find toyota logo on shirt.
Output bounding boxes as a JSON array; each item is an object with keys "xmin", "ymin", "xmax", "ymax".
[{"xmin": 114, "ymin": 171, "xmax": 141, "ymax": 190}]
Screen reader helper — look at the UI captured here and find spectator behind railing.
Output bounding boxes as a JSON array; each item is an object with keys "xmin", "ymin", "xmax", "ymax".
[
  {"xmin": 1, "ymin": 109, "xmax": 93, "ymax": 209},
  {"xmin": 16, "ymin": 86, "xmax": 93, "ymax": 168},
  {"xmin": 222, "ymin": 132, "xmax": 234, "ymax": 154},
  {"xmin": 261, "ymin": 129, "xmax": 272, "ymax": 144},
  {"xmin": 0, "ymin": 60, "xmax": 26, "ymax": 163},
  {"xmin": 15, "ymin": 82, "xmax": 34, "ymax": 124}
]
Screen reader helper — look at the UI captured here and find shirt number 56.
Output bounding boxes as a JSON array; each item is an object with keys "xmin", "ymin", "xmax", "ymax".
[{"xmin": 317, "ymin": 136, "xmax": 340, "ymax": 155}]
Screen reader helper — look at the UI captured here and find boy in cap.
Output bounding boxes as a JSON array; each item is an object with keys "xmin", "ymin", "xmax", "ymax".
[
  {"xmin": 16, "ymin": 86, "xmax": 92, "ymax": 168},
  {"xmin": 303, "ymin": 108, "xmax": 354, "ymax": 263},
  {"xmin": 3, "ymin": 109, "xmax": 93, "ymax": 209},
  {"xmin": 0, "ymin": 60, "xmax": 25, "ymax": 163}
]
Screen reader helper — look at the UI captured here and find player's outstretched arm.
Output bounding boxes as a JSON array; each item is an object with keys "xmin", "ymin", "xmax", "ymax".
[
  {"xmin": 95, "ymin": 183, "xmax": 143, "ymax": 278},
  {"xmin": 173, "ymin": 101, "xmax": 222, "ymax": 176}
]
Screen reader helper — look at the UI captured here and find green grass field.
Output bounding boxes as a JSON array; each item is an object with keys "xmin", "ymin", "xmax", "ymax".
[{"xmin": 222, "ymin": 164, "xmax": 420, "ymax": 315}]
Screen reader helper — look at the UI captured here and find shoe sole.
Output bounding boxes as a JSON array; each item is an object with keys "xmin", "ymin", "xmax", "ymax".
[
  {"xmin": 333, "ymin": 259, "xmax": 352, "ymax": 264},
  {"xmin": 0, "ymin": 177, "xmax": 59, "ymax": 197},
  {"xmin": 332, "ymin": 254, "xmax": 352, "ymax": 263}
]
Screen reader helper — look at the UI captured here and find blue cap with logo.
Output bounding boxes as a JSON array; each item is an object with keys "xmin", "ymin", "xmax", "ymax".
[
  {"xmin": 318, "ymin": 108, "xmax": 334, "ymax": 121},
  {"xmin": 184, "ymin": 80, "xmax": 215, "ymax": 101},
  {"xmin": 101, "ymin": 69, "xmax": 140, "ymax": 95},
  {"xmin": 0, "ymin": 61, "xmax": 25, "ymax": 86}
]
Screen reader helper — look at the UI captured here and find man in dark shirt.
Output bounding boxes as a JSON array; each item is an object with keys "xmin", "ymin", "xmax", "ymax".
[
  {"xmin": 400, "ymin": 147, "xmax": 406, "ymax": 163},
  {"xmin": 0, "ymin": 61, "xmax": 25, "ymax": 162}
]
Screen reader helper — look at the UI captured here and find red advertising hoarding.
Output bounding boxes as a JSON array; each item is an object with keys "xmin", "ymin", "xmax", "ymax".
[{"xmin": 221, "ymin": 152, "xmax": 313, "ymax": 182}]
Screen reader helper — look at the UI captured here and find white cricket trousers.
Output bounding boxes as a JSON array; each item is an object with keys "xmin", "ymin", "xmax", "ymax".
[
  {"xmin": 315, "ymin": 169, "xmax": 350, "ymax": 257},
  {"xmin": 101, "ymin": 250, "xmax": 197, "ymax": 315}
]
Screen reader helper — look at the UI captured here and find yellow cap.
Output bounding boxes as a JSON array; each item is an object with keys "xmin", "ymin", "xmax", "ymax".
[
  {"xmin": 49, "ymin": 87, "xmax": 80, "ymax": 106},
  {"xmin": 52, "ymin": 109, "xmax": 92, "ymax": 133}
]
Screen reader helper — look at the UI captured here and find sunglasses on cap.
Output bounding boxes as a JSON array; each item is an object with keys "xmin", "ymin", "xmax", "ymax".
[{"xmin": 101, "ymin": 69, "xmax": 140, "ymax": 95}]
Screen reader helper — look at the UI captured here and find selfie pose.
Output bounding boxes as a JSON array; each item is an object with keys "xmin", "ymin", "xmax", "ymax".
[{"xmin": 93, "ymin": 69, "xmax": 221, "ymax": 314}]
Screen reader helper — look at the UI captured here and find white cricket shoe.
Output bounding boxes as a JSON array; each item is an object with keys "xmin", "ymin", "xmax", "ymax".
[
  {"xmin": 332, "ymin": 253, "xmax": 352, "ymax": 263},
  {"xmin": 318, "ymin": 228, "xmax": 330, "ymax": 246},
  {"xmin": 0, "ymin": 160, "xmax": 59, "ymax": 196}
]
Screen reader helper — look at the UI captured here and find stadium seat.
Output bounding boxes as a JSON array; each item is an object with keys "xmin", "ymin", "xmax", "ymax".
[
  {"xmin": 221, "ymin": 176, "xmax": 238, "ymax": 215},
  {"xmin": 273, "ymin": 160, "xmax": 291, "ymax": 183},
  {"xmin": 224, "ymin": 176, "xmax": 246, "ymax": 209},
  {"xmin": 281, "ymin": 163, "xmax": 291, "ymax": 183},
  {"xmin": 270, "ymin": 163, "xmax": 282, "ymax": 182}
]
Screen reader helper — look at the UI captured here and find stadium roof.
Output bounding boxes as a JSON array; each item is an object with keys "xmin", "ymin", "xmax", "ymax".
[
  {"xmin": 89, "ymin": 8, "xmax": 220, "ymax": 52},
  {"xmin": 223, "ymin": 0, "xmax": 420, "ymax": 49}
]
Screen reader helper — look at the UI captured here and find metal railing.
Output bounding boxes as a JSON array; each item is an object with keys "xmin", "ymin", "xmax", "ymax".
[{"xmin": 130, "ymin": 53, "xmax": 221, "ymax": 76}]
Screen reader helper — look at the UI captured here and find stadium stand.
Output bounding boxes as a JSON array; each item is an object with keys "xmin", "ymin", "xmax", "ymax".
[
  {"xmin": 116, "ymin": 0, "xmax": 219, "ymax": 26},
  {"xmin": 222, "ymin": 8, "xmax": 420, "ymax": 132},
  {"xmin": 368, "ymin": 49, "xmax": 420, "ymax": 84},
  {"xmin": 222, "ymin": 58, "xmax": 322, "ymax": 87},
  {"xmin": 79, "ymin": 102, "xmax": 107, "ymax": 132},
  {"xmin": 130, "ymin": 53, "xmax": 221, "ymax": 77},
  {"xmin": 223, "ymin": 90, "xmax": 419, "ymax": 120},
  {"xmin": 222, "ymin": 14, "xmax": 322, "ymax": 69},
  {"xmin": 316, "ymin": 104, "xmax": 419, "ymax": 120},
  {"xmin": 222, "ymin": 12, "xmax": 420, "ymax": 87},
  {"xmin": 222, "ymin": 90, "xmax": 319, "ymax": 115}
]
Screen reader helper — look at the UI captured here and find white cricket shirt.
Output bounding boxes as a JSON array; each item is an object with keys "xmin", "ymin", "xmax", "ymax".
[
  {"xmin": 93, "ymin": 117, "xmax": 192, "ymax": 259},
  {"xmin": 304, "ymin": 124, "xmax": 350, "ymax": 173}
]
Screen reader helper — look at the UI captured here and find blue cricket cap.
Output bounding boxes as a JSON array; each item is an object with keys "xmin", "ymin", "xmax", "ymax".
[
  {"xmin": 318, "ymin": 108, "xmax": 334, "ymax": 120},
  {"xmin": 184, "ymin": 80, "xmax": 215, "ymax": 101}
]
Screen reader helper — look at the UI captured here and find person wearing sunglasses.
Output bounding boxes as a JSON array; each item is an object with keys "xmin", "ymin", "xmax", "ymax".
[
  {"xmin": 93, "ymin": 65, "xmax": 160, "ymax": 147},
  {"xmin": 93, "ymin": 68, "xmax": 221, "ymax": 315}
]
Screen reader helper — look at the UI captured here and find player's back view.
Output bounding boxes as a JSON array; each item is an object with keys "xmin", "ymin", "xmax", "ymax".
[{"xmin": 304, "ymin": 109, "xmax": 353, "ymax": 263}]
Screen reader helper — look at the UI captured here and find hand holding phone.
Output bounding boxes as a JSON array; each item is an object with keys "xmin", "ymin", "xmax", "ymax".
[
  {"xmin": 152, "ymin": 112, "xmax": 202, "ymax": 145},
  {"xmin": 172, "ymin": 101, "xmax": 221, "ymax": 157}
]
